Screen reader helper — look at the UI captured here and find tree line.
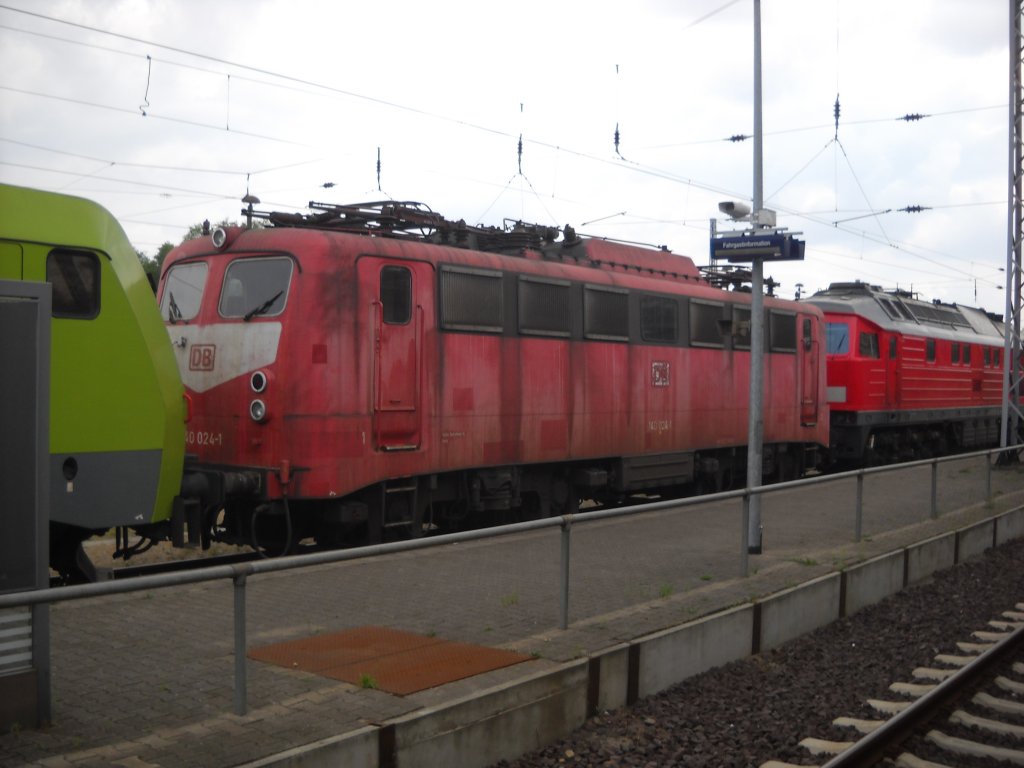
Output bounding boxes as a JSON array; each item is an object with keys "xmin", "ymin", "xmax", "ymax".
[{"xmin": 135, "ymin": 218, "xmax": 242, "ymax": 282}]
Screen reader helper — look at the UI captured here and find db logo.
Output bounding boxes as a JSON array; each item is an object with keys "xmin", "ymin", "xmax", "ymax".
[
  {"xmin": 651, "ymin": 361, "xmax": 670, "ymax": 387},
  {"xmin": 189, "ymin": 345, "xmax": 216, "ymax": 371}
]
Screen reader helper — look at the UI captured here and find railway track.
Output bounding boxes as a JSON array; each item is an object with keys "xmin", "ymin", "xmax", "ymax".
[
  {"xmin": 763, "ymin": 605, "xmax": 1024, "ymax": 768},
  {"xmin": 103, "ymin": 550, "xmax": 263, "ymax": 580},
  {"xmin": 49, "ymin": 550, "xmax": 263, "ymax": 586}
]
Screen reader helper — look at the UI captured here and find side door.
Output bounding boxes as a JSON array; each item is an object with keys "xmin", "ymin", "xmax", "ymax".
[
  {"xmin": 885, "ymin": 334, "xmax": 900, "ymax": 410},
  {"xmin": 359, "ymin": 257, "xmax": 427, "ymax": 451},
  {"xmin": 799, "ymin": 315, "xmax": 819, "ymax": 426}
]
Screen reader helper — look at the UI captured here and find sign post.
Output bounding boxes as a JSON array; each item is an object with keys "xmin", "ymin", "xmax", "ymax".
[{"xmin": 708, "ymin": 0, "xmax": 804, "ymax": 556}]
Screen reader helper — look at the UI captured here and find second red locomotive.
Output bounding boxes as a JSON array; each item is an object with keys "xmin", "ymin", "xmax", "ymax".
[
  {"xmin": 803, "ymin": 282, "xmax": 1005, "ymax": 467},
  {"xmin": 158, "ymin": 201, "xmax": 829, "ymax": 551}
]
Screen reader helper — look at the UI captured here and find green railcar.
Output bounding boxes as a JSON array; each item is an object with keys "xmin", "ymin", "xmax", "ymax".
[{"xmin": 0, "ymin": 183, "xmax": 186, "ymax": 579}]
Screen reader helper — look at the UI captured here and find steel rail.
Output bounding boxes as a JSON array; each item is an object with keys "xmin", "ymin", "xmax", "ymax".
[{"xmin": 821, "ymin": 619, "xmax": 1024, "ymax": 767}]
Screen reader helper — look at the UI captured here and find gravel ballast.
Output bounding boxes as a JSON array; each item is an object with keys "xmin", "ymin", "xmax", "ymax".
[{"xmin": 494, "ymin": 536, "xmax": 1024, "ymax": 767}]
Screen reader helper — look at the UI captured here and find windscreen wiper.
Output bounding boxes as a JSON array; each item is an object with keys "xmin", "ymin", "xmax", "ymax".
[
  {"xmin": 243, "ymin": 290, "xmax": 283, "ymax": 321},
  {"xmin": 168, "ymin": 291, "xmax": 183, "ymax": 324}
]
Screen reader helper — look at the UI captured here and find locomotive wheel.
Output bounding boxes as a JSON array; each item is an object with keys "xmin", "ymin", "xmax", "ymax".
[
  {"xmin": 550, "ymin": 477, "xmax": 579, "ymax": 516},
  {"xmin": 518, "ymin": 492, "xmax": 544, "ymax": 521},
  {"xmin": 49, "ymin": 523, "xmax": 97, "ymax": 584},
  {"xmin": 436, "ymin": 499, "xmax": 470, "ymax": 532}
]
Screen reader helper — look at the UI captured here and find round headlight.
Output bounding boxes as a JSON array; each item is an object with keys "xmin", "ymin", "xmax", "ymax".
[
  {"xmin": 250, "ymin": 399, "xmax": 267, "ymax": 422},
  {"xmin": 212, "ymin": 227, "xmax": 228, "ymax": 249},
  {"xmin": 251, "ymin": 371, "xmax": 268, "ymax": 393}
]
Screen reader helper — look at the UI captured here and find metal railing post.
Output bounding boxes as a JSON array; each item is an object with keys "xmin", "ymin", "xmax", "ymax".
[
  {"xmin": 559, "ymin": 515, "xmax": 572, "ymax": 630},
  {"xmin": 741, "ymin": 490, "xmax": 750, "ymax": 577},
  {"xmin": 855, "ymin": 471, "xmax": 864, "ymax": 543},
  {"xmin": 931, "ymin": 459, "xmax": 939, "ymax": 519},
  {"xmin": 233, "ymin": 567, "xmax": 250, "ymax": 716},
  {"xmin": 987, "ymin": 451, "xmax": 994, "ymax": 503}
]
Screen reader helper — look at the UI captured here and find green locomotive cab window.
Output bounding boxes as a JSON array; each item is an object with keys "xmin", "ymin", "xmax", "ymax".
[
  {"xmin": 47, "ymin": 248, "xmax": 99, "ymax": 319},
  {"xmin": 160, "ymin": 262, "xmax": 208, "ymax": 323},
  {"xmin": 220, "ymin": 257, "xmax": 292, "ymax": 320}
]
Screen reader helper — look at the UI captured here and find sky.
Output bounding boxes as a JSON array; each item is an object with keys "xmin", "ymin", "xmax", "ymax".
[{"xmin": 0, "ymin": 0, "xmax": 1012, "ymax": 313}]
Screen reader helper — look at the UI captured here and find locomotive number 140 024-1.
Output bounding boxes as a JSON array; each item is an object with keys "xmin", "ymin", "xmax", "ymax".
[{"xmin": 187, "ymin": 430, "xmax": 224, "ymax": 447}]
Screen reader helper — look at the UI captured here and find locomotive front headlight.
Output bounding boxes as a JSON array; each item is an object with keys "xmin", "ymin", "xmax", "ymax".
[
  {"xmin": 251, "ymin": 370, "xmax": 268, "ymax": 393},
  {"xmin": 250, "ymin": 398, "xmax": 268, "ymax": 422},
  {"xmin": 212, "ymin": 227, "xmax": 228, "ymax": 249}
]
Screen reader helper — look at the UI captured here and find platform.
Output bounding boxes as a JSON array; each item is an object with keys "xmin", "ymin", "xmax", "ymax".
[{"xmin": 2, "ymin": 457, "xmax": 1023, "ymax": 768}]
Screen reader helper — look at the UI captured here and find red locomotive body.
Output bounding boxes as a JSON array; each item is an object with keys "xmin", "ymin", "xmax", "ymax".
[
  {"xmin": 803, "ymin": 282, "xmax": 1004, "ymax": 466},
  {"xmin": 159, "ymin": 203, "xmax": 828, "ymax": 550}
]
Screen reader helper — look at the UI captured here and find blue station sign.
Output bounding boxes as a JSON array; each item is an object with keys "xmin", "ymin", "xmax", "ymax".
[{"xmin": 711, "ymin": 232, "xmax": 805, "ymax": 262}]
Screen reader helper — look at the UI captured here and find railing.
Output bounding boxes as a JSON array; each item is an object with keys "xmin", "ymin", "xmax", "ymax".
[{"xmin": 1, "ymin": 445, "xmax": 1020, "ymax": 716}]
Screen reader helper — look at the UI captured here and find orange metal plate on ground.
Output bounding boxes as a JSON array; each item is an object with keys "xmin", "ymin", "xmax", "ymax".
[{"xmin": 248, "ymin": 625, "xmax": 533, "ymax": 696}]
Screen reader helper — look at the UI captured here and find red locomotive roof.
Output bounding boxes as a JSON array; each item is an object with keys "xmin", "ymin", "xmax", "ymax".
[
  {"xmin": 249, "ymin": 200, "xmax": 704, "ymax": 284},
  {"xmin": 560, "ymin": 237, "xmax": 701, "ymax": 281},
  {"xmin": 805, "ymin": 281, "xmax": 1003, "ymax": 343}
]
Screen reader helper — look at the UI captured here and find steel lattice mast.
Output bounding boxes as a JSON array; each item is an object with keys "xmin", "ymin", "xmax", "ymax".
[{"xmin": 1002, "ymin": 0, "xmax": 1024, "ymax": 454}]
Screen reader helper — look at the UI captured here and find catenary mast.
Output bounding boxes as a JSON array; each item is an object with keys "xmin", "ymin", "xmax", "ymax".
[{"xmin": 1003, "ymin": 0, "xmax": 1024, "ymax": 455}]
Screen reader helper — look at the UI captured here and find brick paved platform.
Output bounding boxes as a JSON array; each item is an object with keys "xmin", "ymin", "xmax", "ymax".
[{"xmin": 1, "ymin": 457, "xmax": 1022, "ymax": 768}]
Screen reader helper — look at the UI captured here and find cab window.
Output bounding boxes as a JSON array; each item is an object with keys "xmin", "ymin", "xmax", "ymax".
[
  {"xmin": 220, "ymin": 257, "xmax": 292, "ymax": 319},
  {"xmin": 47, "ymin": 249, "xmax": 99, "ymax": 319},
  {"xmin": 381, "ymin": 266, "xmax": 412, "ymax": 325},
  {"xmin": 825, "ymin": 322, "xmax": 849, "ymax": 355},
  {"xmin": 858, "ymin": 332, "xmax": 879, "ymax": 359},
  {"xmin": 160, "ymin": 262, "xmax": 208, "ymax": 322}
]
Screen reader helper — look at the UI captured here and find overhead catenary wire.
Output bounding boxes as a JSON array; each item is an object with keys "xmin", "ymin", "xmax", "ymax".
[
  {"xmin": 0, "ymin": 5, "xmax": 518, "ymax": 144},
  {"xmin": 139, "ymin": 54, "xmax": 151, "ymax": 116},
  {"xmin": 0, "ymin": 5, "xmax": 999, "ymax": 209},
  {"xmin": 640, "ymin": 104, "xmax": 1003, "ymax": 150},
  {"xmin": 2, "ymin": 101, "xmax": 997, "ymax": 294},
  {"xmin": 0, "ymin": 137, "xmax": 319, "ymax": 178},
  {"xmin": 476, "ymin": 110, "xmax": 558, "ymax": 227},
  {"xmin": 0, "ymin": 84, "xmax": 313, "ymax": 149},
  {"xmin": 0, "ymin": 4, "xmax": 1000, "ymax": 180},
  {"xmin": 0, "ymin": 3, "xmax": 1005, "ymax": 298}
]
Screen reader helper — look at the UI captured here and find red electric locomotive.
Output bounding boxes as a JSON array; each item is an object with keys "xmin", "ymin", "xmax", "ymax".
[
  {"xmin": 159, "ymin": 202, "xmax": 828, "ymax": 551},
  {"xmin": 803, "ymin": 282, "xmax": 1004, "ymax": 467}
]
